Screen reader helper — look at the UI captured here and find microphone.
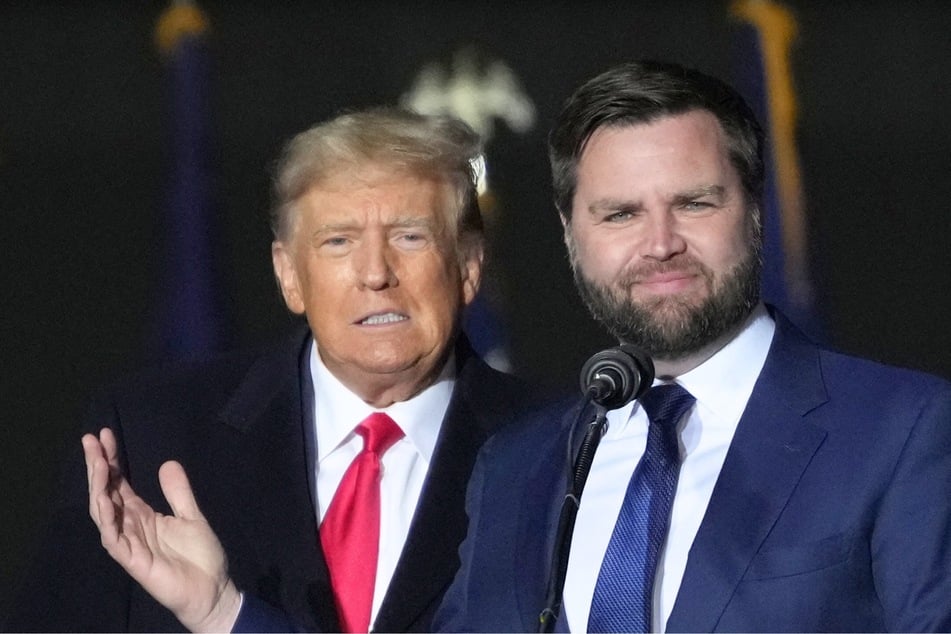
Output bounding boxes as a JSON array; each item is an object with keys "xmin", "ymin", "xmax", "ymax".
[
  {"xmin": 539, "ymin": 344, "xmax": 656, "ymax": 632},
  {"xmin": 580, "ymin": 344, "xmax": 655, "ymax": 409}
]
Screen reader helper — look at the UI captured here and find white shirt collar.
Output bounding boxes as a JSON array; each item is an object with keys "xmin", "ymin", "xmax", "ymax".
[
  {"xmin": 676, "ymin": 302, "xmax": 775, "ymax": 425},
  {"xmin": 310, "ymin": 340, "xmax": 455, "ymax": 464},
  {"xmin": 606, "ymin": 303, "xmax": 775, "ymax": 432}
]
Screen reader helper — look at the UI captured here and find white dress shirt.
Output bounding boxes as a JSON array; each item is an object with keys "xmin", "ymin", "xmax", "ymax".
[
  {"xmin": 564, "ymin": 304, "xmax": 775, "ymax": 632},
  {"xmin": 310, "ymin": 341, "xmax": 455, "ymax": 628}
]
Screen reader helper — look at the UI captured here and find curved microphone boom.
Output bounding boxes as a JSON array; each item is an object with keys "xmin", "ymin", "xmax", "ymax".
[{"xmin": 580, "ymin": 344, "xmax": 655, "ymax": 409}]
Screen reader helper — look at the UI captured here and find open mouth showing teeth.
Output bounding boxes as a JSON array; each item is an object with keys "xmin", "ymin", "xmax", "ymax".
[{"xmin": 360, "ymin": 313, "xmax": 408, "ymax": 325}]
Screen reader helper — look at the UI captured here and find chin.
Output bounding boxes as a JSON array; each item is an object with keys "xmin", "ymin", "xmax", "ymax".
[
  {"xmin": 352, "ymin": 336, "xmax": 447, "ymax": 373},
  {"xmin": 355, "ymin": 350, "xmax": 423, "ymax": 375}
]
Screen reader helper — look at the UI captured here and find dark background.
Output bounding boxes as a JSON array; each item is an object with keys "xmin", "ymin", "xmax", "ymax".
[{"xmin": 2, "ymin": 0, "xmax": 949, "ymax": 618}]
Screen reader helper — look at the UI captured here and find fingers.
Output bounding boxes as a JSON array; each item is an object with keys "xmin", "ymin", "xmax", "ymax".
[
  {"xmin": 95, "ymin": 486, "xmax": 122, "ymax": 549},
  {"xmin": 81, "ymin": 433, "xmax": 101, "ymax": 487},
  {"xmin": 98, "ymin": 427, "xmax": 121, "ymax": 467},
  {"xmin": 82, "ymin": 429, "xmax": 142, "ymax": 549},
  {"xmin": 82, "ymin": 433, "xmax": 109, "ymax": 525},
  {"xmin": 158, "ymin": 461, "xmax": 205, "ymax": 521}
]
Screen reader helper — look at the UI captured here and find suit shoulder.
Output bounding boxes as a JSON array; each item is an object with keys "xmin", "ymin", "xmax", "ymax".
[
  {"xmin": 770, "ymin": 309, "xmax": 950, "ymax": 413},
  {"xmin": 480, "ymin": 393, "xmax": 578, "ymax": 457},
  {"xmin": 817, "ymin": 346, "xmax": 951, "ymax": 403},
  {"xmin": 109, "ymin": 348, "xmax": 260, "ymax": 391},
  {"xmin": 88, "ymin": 330, "xmax": 306, "ymax": 423},
  {"xmin": 801, "ymin": 347, "xmax": 951, "ymax": 447}
]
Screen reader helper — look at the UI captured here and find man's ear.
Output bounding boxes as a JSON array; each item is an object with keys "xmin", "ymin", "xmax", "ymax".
[
  {"xmin": 271, "ymin": 241, "xmax": 306, "ymax": 315},
  {"xmin": 460, "ymin": 241, "xmax": 484, "ymax": 307}
]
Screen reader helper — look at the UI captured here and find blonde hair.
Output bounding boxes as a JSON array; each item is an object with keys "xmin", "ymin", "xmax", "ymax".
[{"xmin": 271, "ymin": 107, "xmax": 484, "ymax": 259}]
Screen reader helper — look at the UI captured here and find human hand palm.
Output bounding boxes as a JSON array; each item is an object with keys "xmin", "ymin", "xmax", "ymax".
[{"xmin": 85, "ymin": 432, "xmax": 240, "ymax": 632}]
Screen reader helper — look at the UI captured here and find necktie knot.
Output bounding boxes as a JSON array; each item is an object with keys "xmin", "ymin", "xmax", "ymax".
[
  {"xmin": 357, "ymin": 412, "xmax": 404, "ymax": 455},
  {"xmin": 639, "ymin": 383, "xmax": 696, "ymax": 431}
]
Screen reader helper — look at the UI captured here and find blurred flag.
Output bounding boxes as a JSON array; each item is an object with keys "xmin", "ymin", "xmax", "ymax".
[
  {"xmin": 152, "ymin": 0, "xmax": 229, "ymax": 357},
  {"xmin": 731, "ymin": 0, "xmax": 822, "ymax": 338}
]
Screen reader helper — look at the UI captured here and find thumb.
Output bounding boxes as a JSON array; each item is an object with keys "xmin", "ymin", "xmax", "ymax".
[{"xmin": 158, "ymin": 460, "xmax": 205, "ymax": 520}]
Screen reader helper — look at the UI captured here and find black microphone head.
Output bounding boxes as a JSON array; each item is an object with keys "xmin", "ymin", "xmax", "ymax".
[{"xmin": 580, "ymin": 344, "xmax": 655, "ymax": 409}]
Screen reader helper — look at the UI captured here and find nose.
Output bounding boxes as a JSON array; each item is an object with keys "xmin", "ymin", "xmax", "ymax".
[
  {"xmin": 643, "ymin": 211, "xmax": 687, "ymax": 261},
  {"xmin": 355, "ymin": 234, "xmax": 397, "ymax": 290}
]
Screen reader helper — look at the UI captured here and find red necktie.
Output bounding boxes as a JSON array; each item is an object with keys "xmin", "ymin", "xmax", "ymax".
[{"xmin": 320, "ymin": 412, "xmax": 404, "ymax": 633}]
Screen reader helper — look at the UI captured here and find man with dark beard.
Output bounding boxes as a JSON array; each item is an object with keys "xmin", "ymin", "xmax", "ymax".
[{"xmin": 435, "ymin": 61, "xmax": 951, "ymax": 632}]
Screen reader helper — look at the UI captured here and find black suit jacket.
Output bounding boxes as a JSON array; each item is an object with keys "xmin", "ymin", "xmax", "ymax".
[{"xmin": 6, "ymin": 327, "xmax": 528, "ymax": 632}]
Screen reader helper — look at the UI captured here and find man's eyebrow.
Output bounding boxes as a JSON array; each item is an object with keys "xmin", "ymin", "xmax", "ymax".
[
  {"xmin": 587, "ymin": 198, "xmax": 643, "ymax": 214},
  {"xmin": 675, "ymin": 185, "xmax": 726, "ymax": 200},
  {"xmin": 387, "ymin": 215, "xmax": 436, "ymax": 229},
  {"xmin": 310, "ymin": 222, "xmax": 357, "ymax": 235}
]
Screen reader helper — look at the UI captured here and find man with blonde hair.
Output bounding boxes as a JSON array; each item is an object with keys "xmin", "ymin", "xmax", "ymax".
[{"xmin": 7, "ymin": 108, "xmax": 528, "ymax": 633}]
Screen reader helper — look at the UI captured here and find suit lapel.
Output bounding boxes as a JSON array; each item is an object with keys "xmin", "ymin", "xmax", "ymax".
[
  {"xmin": 374, "ymin": 342, "xmax": 520, "ymax": 632},
  {"xmin": 667, "ymin": 314, "xmax": 829, "ymax": 632},
  {"xmin": 217, "ymin": 328, "xmax": 339, "ymax": 632}
]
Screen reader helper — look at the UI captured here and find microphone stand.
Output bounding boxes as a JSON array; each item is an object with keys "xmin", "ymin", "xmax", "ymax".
[{"xmin": 538, "ymin": 393, "xmax": 608, "ymax": 633}]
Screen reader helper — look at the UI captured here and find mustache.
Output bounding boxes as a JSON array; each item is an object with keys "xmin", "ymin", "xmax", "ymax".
[{"xmin": 613, "ymin": 255, "xmax": 712, "ymax": 287}]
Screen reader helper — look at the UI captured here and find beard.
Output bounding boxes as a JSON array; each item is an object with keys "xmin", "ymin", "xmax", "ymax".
[{"xmin": 569, "ymin": 239, "xmax": 762, "ymax": 360}]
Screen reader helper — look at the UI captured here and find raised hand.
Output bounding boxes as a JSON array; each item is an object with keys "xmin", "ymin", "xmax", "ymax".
[{"xmin": 82, "ymin": 429, "xmax": 242, "ymax": 632}]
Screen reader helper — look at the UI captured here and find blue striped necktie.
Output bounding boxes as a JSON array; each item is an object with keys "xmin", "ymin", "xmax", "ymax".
[{"xmin": 588, "ymin": 383, "xmax": 696, "ymax": 633}]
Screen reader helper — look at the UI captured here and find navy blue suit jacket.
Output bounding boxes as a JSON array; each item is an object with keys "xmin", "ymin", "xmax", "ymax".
[
  {"xmin": 436, "ymin": 311, "xmax": 951, "ymax": 632},
  {"xmin": 5, "ymin": 328, "xmax": 528, "ymax": 633}
]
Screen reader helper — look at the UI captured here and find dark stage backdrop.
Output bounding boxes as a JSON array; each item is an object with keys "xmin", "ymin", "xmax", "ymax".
[{"xmin": 2, "ymin": 0, "xmax": 949, "ymax": 616}]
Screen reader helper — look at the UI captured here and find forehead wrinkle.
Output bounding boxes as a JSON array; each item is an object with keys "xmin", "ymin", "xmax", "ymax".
[{"xmin": 309, "ymin": 214, "xmax": 437, "ymax": 234}]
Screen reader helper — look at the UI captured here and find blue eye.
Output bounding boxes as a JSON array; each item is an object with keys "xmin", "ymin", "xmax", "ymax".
[
  {"xmin": 605, "ymin": 210, "xmax": 635, "ymax": 222},
  {"xmin": 394, "ymin": 230, "xmax": 432, "ymax": 249}
]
